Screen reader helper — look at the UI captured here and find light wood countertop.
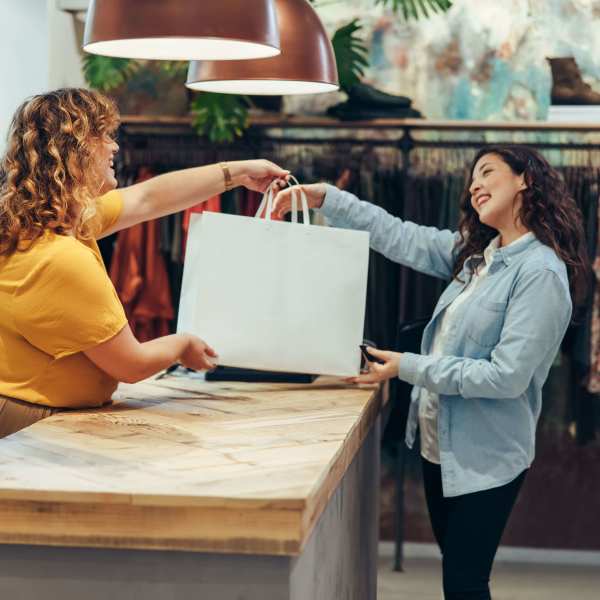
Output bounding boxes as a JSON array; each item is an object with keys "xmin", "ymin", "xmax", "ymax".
[{"xmin": 0, "ymin": 376, "xmax": 385, "ymax": 556}]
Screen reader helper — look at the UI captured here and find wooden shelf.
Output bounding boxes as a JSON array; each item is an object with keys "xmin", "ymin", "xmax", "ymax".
[{"xmin": 119, "ymin": 113, "xmax": 600, "ymax": 132}]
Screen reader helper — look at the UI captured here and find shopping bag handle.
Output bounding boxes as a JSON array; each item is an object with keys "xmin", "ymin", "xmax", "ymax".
[{"xmin": 254, "ymin": 176, "xmax": 310, "ymax": 225}]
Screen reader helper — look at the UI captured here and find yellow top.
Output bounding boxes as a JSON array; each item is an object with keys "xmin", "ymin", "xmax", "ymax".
[{"xmin": 0, "ymin": 191, "xmax": 128, "ymax": 408}]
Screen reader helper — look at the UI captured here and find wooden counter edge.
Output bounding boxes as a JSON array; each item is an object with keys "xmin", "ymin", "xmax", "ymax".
[
  {"xmin": 0, "ymin": 498, "xmax": 303, "ymax": 555},
  {"xmin": 299, "ymin": 382, "xmax": 387, "ymax": 551}
]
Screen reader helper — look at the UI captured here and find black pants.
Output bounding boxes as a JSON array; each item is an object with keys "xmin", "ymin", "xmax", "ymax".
[{"xmin": 421, "ymin": 458, "xmax": 527, "ymax": 600}]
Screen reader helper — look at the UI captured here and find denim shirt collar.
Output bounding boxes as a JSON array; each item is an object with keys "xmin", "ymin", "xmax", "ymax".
[{"xmin": 465, "ymin": 232, "xmax": 537, "ymax": 273}]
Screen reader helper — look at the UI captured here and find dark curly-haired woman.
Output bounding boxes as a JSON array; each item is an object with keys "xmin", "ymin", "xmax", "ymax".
[
  {"xmin": 272, "ymin": 145, "xmax": 591, "ymax": 600},
  {"xmin": 0, "ymin": 88, "xmax": 288, "ymax": 439}
]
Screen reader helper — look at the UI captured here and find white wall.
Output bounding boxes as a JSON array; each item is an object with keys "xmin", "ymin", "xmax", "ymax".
[
  {"xmin": 0, "ymin": 1, "xmax": 49, "ymax": 154},
  {"xmin": 0, "ymin": 1, "xmax": 87, "ymax": 155},
  {"xmin": 47, "ymin": 0, "xmax": 86, "ymax": 90}
]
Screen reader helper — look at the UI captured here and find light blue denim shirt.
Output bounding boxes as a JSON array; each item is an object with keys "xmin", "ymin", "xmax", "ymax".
[{"xmin": 320, "ymin": 184, "xmax": 572, "ymax": 497}]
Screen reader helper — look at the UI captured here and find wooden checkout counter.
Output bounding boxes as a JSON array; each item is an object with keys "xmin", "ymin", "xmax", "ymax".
[{"xmin": 0, "ymin": 375, "xmax": 387, "ymax": 600}]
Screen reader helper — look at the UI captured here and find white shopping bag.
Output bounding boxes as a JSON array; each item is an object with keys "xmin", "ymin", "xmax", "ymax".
[{"xmin": 177, "ymin": 179, "xmax": 370, "ymax": 377}]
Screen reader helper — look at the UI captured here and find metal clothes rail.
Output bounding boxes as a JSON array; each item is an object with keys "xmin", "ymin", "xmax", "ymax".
[{"xmin": 117, "ymin": 115, "xmax": 600, "ymax": 176}]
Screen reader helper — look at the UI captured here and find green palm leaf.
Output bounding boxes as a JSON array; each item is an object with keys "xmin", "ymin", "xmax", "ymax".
[
  {"xmin": 158, "ymin": 60, "xmax": 189, "ymax": 81},
  {"xmin": 190, "ymin": 93, "xmax": 250, "ymax": 143},
  {"xmin": 82, "ymin": 55, "xmax": 139, "ymax": 92},
  {"xmin": 375, "ymin": 0, "xmax": 452, "ymax": 19},
  {"xmin": 331, "ymin": 19, "xmax": 370, "ymax": 93}
]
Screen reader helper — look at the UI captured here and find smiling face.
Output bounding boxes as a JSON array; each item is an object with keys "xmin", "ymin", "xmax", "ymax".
[
  {"xmin": 469, "ymin": 153, "xmax": 527, "ymax": 232},
  {"xmin": 92, "ymin": 134, "xmax": 119, "ymax": 195}
]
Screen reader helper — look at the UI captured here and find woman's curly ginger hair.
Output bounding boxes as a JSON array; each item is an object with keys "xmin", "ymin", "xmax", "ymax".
[{"xmin": 0, "ymin": 88, "xmax": 119, "ymax": 256}]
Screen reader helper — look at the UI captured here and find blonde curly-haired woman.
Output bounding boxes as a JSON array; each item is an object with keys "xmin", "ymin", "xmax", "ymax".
[{"xmin": 0, "ymin": 88, "xmax": 288, "ymax": 438}]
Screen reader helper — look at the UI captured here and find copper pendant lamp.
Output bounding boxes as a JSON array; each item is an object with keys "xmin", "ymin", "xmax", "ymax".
[
  {"xmin": 83, "ymin": 0, "xmax": 281, "ymax": 61},
  {"xmin": 185, "ymin": 0, "xmax": 339, "ymax": 95}
]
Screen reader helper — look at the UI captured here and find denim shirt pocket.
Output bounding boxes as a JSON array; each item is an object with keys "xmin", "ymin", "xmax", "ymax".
[{"xmin": 465, "ymin": 299, "xmax": 506, "ymax": 348}]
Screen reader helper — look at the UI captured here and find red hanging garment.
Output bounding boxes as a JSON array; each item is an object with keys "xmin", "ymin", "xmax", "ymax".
[
  {"xmin": 109, "ymin": 168, "xmax": 174, "ymax": 342},
  {"xmin": 241, "ymin": 188, "xmax": 284, "ymax": 220},
  {"xmin": 239, "ymin": 189, "xmax": 262, "ymax": 217}
]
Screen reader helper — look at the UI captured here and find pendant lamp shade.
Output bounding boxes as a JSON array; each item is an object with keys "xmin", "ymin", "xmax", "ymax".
[
  {"xmin": 186, "ymin": 0, "xmax": 339, "ymax": 95},
  {"xmin": 83, "ymin": 0, "xmax": 281, "ymax": 61}
]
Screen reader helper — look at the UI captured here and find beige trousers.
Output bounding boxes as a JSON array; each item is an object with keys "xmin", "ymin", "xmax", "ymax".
[{"xmin": 0, "ymin": 395, "xmax": 62, "ymax": 439}]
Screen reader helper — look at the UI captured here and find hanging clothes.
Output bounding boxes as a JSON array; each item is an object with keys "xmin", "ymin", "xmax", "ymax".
[
  {"xmin": 561, "ymin": 167, "xmax": 599, "ymax": 372},
  {"xmin": 587, "ymin": 193, "xmax": 600, "ymax": 393},
  {"xmin": 559, "ymin": 166, "xmax": 600, "ymax": 443},
  {"xmin": 112, "ymin": 127, "xmax": 600, "ymax": 442},
  {"xmin": 238, "ymin": 189, "xmax": 263, "ymax": 217},
  {"xmin": 109, "ymin": 167, "xmax": 174, "ymax": 342},
  {"xmin": 237, "ymin": 188, "xmax": 285, "ymax": 221}
]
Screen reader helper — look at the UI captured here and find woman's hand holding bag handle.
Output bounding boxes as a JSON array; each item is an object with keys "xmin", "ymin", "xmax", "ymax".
[{"xmin": 265, "ymin": 179, "xmax": 328, "ymax": 221}]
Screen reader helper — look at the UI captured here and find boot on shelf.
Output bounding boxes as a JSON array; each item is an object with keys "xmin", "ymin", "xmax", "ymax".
[
  {"xmin": 327, "ymin": 82, "xmax": 422, "ymax": 121},
  {"xmin": 346, "ymin": 82, "xmax": 412, "ymax": 109},
  {"xmin": 547, "ymin": 57, "xmax": 600, "ymax": 105}
]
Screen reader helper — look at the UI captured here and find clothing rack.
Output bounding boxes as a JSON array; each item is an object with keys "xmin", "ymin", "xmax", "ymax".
[
  {"xmin": 113, "ymin": 116, "xmax": 600, "ymax": 425},
  {"xmin": 114, "ymin": 114, "xmax": 600, "ymax": 361}
]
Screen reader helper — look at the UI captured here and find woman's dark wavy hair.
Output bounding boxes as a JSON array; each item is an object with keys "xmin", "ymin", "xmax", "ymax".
[{"xmin": 453, "ymin": 145, "xmax": 592, "ymax": 315}]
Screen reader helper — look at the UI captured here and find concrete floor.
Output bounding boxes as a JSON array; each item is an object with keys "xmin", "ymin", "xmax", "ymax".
[{"xmin": 378, "ymin": 556, "xmax": 600, "ymax": 600}]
